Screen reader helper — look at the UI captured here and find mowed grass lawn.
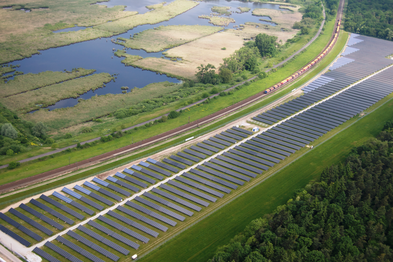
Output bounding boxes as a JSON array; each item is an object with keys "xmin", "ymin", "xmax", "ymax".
[{"xmin": 138, "ymin": 90, "xmax": 393, "ymax": 262}]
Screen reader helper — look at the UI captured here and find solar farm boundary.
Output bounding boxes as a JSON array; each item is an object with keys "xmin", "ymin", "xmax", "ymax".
[{"xmin": 26, "ymin": 62, "xmax": 393, "ymax": 253}]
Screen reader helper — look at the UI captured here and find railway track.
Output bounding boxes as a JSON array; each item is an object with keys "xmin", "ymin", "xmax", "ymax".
[{"xmin": 0, "ymin": 0, "xmax": 345, "ymax": 194}]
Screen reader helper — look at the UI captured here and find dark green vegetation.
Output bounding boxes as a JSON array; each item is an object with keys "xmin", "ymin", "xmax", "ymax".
[
  {"xmin": 209, "ymin": 125, "xmax": 393, "ymax": 261},
  {"xmin": 344, "ymin": 0, "xmax": 393, "ymax": 41},
  {"xmin": 139, "ymin": 89, "xmax": 393, "ymax": 262}
]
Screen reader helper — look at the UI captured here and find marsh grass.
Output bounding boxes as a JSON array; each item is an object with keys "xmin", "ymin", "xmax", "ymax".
[
  {"xmin": 198, "ymin": 15, "xmax": 235, "ymax": 26},
  {"xmin": 116, "ymin": 25, "xmax": 222, "ymax": 52},
  {"xmin": 0, "ymin": 68, "xmax": 95, "ymax": 97},
  {"xmin": 2, "ymin": 73, "xmax": 113, "ymax": 113},
  {"xmin": 211, "ymin": 6, "xmax": 231, "ymax": 16}
]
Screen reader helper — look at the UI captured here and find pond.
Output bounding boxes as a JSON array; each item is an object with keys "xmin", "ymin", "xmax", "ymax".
[{"xmin": 4, "ymin": 0, "xmax": 289, "ymax": 112}]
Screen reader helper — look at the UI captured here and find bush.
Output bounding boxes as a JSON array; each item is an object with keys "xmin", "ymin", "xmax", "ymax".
[
  {"xmin": 6, "ymin": 149, "xmax": 14, "ymax": 156},
  {"xmin": 210, "ymin": 87, "xmax": 219, "ymax": 94},
  {"xmin": 81, "ymin": 127, "xmax": 93, "ymax": 133},
  {"xmin": 1, "ymin": 123, "xmax": 18, "ymax": 139},
  {"xmin": 160, "ymin": 115, "xmax": 168, "ymax": 122},
  {"xmin": 258, "ymin": 72, "xmax": 268, "ymax": 79},
  {"xmin": 65, "ymin": 133, "xmax": 72, "ymax": 139},
  {"xmin": 168, "ymin": 111, "xmax": 180, "ymax": 119},
  {"xmin": 32, "ymin": 122, "xmax": 47, "ymax": 138},
  {"xmin": 7, "ymin": 161, "xmax": 20, "ymax": 169},
  {"xmin": 45, "ymin": 137, "xmax": 55, "ymax": 145},
  {"xmin": 114, "ymin": 108, "xmax": 129, "ymax": 119},
  {"xmin": 202, "ymin": 92, "xmax": 209, "ymax": 99},
  {"xmin": 51, "ymin": 143, "xmax": 58, "ymax": 149}
]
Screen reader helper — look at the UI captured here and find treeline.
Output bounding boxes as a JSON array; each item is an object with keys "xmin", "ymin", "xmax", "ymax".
[
  {"xmin": 209, "ymin": 120, "xmax": 393, "ymax": 261},
  {"xmin": 344, "ymin": 0, "xmax": 393, "ymax": 41}
]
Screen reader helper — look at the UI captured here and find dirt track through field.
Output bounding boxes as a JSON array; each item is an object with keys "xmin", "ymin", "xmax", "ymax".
[{"xmin": 0, "ymin": 1, "xmax": 343, "ymax": 194}]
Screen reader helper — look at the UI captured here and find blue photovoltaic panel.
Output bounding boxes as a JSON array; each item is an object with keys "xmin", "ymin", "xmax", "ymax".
[
  {"xmin": 143, "ymin": 192, "xmax": 194, "ymax": 216},
  {"xmin": 107, "ymin": 210, "xmax": 159, "ymax": 238},
  {"xmin": 115, "ymin": 172, "xmax": 126, "ymax": 179},
  {"xmin": 67, "ymin": 231, "xmax": 119, "ymax": 262},
  {"xmin": 9, "ymin": 208, "xmax": 52, "ymax": 236},
  {"xmin": 56, "ymin": 236, "xmax": 106, "ymax": 262},
  {"xmin": 134, "ymin": 196, "xmax": 186, "ymax": 221},
  {"xmin": 40, "ymin": 195, "xmax": 84, "ymax": 220},
  {"xmin": 19, "ymin": 204, "xmax": 64, "ymax": 230},
  {"xmin": 148, "ymin": 159, "xmax": 179, "ymax": 173},
  {"xmin": 197, "ymin": 165, "xmax": 244, "ymax": 186},
  {"xmin": 147, "ymin": 158, "xmax": 157, "ymax": 164},
  {"xmin": 77, "ymin": 226, "xmax": 130, "ymax": 255},
  {"xmin": 0, "ymin": 213, "xmax": 42, "ymax": 241},
  {"xmin": 160, "ymin": 184, "xmax": 209, "ymax": 207},
  {"xmin": 30, "ymin": 199, "xmax": 74, "ymax": 225},
  {"xmin": 117, "ymin": 206, "xmax": 168, "ymax": 232},
  {"xmin": 84, "ymin": 181, "xmax": 100, "ymax": 191},
  {"xmin": 189, "ymin": 168, "xmax": 237, "ymax": 189},
  {"xmin": 167, "ymin": 180, "xmax": 217, "ymax": 202},
  {"xmin": 62, "ymin": 187, "xmax": 81, "ymax": 199},
  {"xmin": 53, "ymin": 191, "xmax": 72, "ymax": 203},
  {"xmin": 204, "ymin": 162, "xmax": 250, "ymax": 181},
  {"xmin": 45, "ymin": 241, "xmax": 83, "ymax": 262},
  {"xmin": 126, "ymin": 201, "xmax": 177, "ymax": 226},
  {"xmin": 0, "ymin": 225, "xmax": 30, "ymax": 247},
  {"xmin": 107, "ymin": 176, "xmax": 118, "ymax": 183},
  {"xmin": 233, "ymin": 126, "xmax": 253, "ymax": 135},
  {"xmin": 74, "ymin": 185, "xmax": 91, "ymax": 195},
  {"xmin": 116, "ymin": 173, "xmax": 147, "ymax": 188},
  {"xmin": 93, "ymin": 177, "xmax": 109, "ymax": 187},
  {"xmin": 109, "ymin": 176, "xmax": 139, "ymax": 192},
  {"xmin": 140, "ymin": 161, "xmax": 171, "ymax": 176},
  {"xmin": 33, "ymin": 247, "xmax": 61, "ymax": 262},
  {"xmin": 178, "ymin": 175, "xmax": 228, "ymax": 195},
  {"xmin": 163, "ymin": 158, "xmax": 186, "ymax": 169},
  {"xmin": 151, "ymin": 188, "xmax": 202, "ymax": 211}
]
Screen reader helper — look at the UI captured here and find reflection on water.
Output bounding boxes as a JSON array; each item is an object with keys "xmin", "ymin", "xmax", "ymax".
[{"xmin": 6, "ymin": 0, "xmax": 287, "ymax": 111}]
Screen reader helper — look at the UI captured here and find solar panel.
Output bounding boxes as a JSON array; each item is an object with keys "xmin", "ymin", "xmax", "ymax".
[
  {"xmin": 182, "ymin": 173, "xmax": 231, "ymax": 194},
  {"xmin": 204, "ymin": 162, "xmax": 250, "ymax": 181},
  {"xmin": 152, "ymin": 188, "xmax": 202, "ymax": 211},
  {"xmin": 117, "ymin": 206, "xmax": 168, "ymax": 232},
  {"xmin": 53, "ymin": 191, "xmax": 94, "ymax": 215},
  {"xmin": 177, "ymin": 152, "xmax": 199, "ymax": 162},
  {"xmin": 77, "ymin": 226, "xmax": 129, "ymax": 255},
  {"xmin": 84, "ymin": 182, "xmax": 122, "ymax": 201},
  {"xmin": 197, "ymin": 165, "xmax": 243, "ymax": 186},
  {"xmin": 94, "ymin": 177, "xmax": 131, "ymax": 197},
  {"xmin": 107, "ymin": 211, "xmax": 159, "ymax": 237},
  {"xmin": 232, "ymin": 127, "xmax": 253, "ymax": 135},
  {"xmin": 30, "ymin": 199, "xmax": 74, "ymax": 225},
  {"xmin": 239, "ymin": 143, "xmax": 288, "ymax": 159},
  {"xmin": 115, "ymin": 172, "xmax": 148, "ymax": 188},
  {"xmin": 230, "ymin": 149, "xmax": 279, "ymax": 165},
  {"xmin": 124, "ymin": 168, "xmax": 156, "ymax": 184},
  {"xmin": 19, "ymin": 204, "xmax": 63, "ymax": 230},
  {"xmin": 87, "ymin": 220, "xmax": 140, "ymax": 250},
  {"xmin": 134, "ymin": 197, "xmax": 185, "ymax": 221},
  {"xmin": 227, "ymin": 129, "xmax": 248, "ymax": 138},
  {"xmin": 147, "ymin": 158, "xmax": 179, "ymax": 173},
  {"xmin": 143, "ymin": 192, "xmax": 194, "ymax": 216},
  {"xmin": 167, "ymin": 180, "xmax": 217, "ymax": 202},
  {"xmin": 33, "ymin": 247, "xmax": 61, "ymax": 262},
  {"xmin": 221, "ymin": 132, "xmax": 242, "ymax": 141},
  {"xmin": 40, "ymin": 195, "xmax": 84, "ymax": 220},
  {"xmin": 268, "ymin": 129, "xmax": 310, "ymax": 144},
  {"xmin": 251, "ymin": 137, "xmax": 297, "ymax": 153},
  {"xmin": 0, "ymin": 224, "xmax": 30, "ymax": 247},
  {"xmin": 216, "ymin": 134, "xmax": 236, "ymax": 144},
  {"xmin": 9, "ymin": 208, "xmax": 52, "ymax": 236},
  {"xmin": 263, "ymin": 132, "xmax": 306, "ymax": 147},
  {"xmin": 74, "ymin": 185, "xmax": 113, "ymax": 206},
  {"xmin": 170, "ymin": 155, "xmax": 193, "ymax": 165},
  {"xmin": 203, "ymin": 140, "xmax": 225, "ymax": 150},
  {"xmin": 184, "ymin": 148, "xmax": 206, "ymax": 159},
  {"xmin": 190, "ymin": 168, "xmax": 238, "ymax": 189},
  {"xmin": 210, "ymin": 137, "xmax": 231, "ymax": 147},
  {"xmin": 126, "ymin": 201, "xmax": 178, "ymax": 226},
  {"xmin": 139, "ymin": 161, "xmax": 171, "ymax": 176},
  {"xmin": 67, "ymin": 231, "xmax": 119, "ymax": 262},
  {"xmin": 0, "ymin": 213, "xmax": 42, "ymax": 241},
  {"xmin": 160, "ymin": 184, "xmax": 209, "ymax": 207},
  {"xmin": 163, "ymin": 158, "xmax": 186, "ymax": 169},
  {"xmin": 196, "ymin": 143, "xmax": 219, "ymax": 153},
  {"xmin": 217, "ymin": 155, "xmax": 264, "ymax": 174},
  {"xmin": 45, "ymin": 241, "xmax": 83, "ymax": 262},
  {"xmin": 56, "ymin": 236, "xmax": 106, "ymax": 262},
  {"xmin": 131, "ymin": 165, "xmax": 164, "ymax": 180},
  {"xmin": 107, "ymin": 176, "xmax": 139, "ymax": 193},
  {"xmin": 97, "ymin": 215, "xmax": 150, "ymax": 243}
]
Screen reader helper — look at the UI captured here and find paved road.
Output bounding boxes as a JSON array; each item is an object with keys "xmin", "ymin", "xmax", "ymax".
[{"xmin": 0, "ymin": 4, "xmax": 328, "ymax": 170}]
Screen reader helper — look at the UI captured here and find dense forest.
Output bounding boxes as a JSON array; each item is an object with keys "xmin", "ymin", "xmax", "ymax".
[
  {"xmin": 209, "ymin": 121, "xmax": 393, "ymax": 261},
  {"xmin": 344, "ymin": 0, "xmax": 393, "ymax": 41}
]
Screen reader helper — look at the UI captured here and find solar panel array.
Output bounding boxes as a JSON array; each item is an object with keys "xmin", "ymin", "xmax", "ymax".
[
  {"xmin": 62, "ymin": 187, "xmax": 104, "ymax": 210},
  {"xmin": 56, "ymin": 235, "xmax": 106, "ymax": 262},
  {"xmin": 9, "ymin": 208, "xmax": 52, "ymax": 235},
  {"xmin": 0, "ymin": 224, "xmax": 30, "ymax": 247},
  {"xmin": 33, "ymin": 247, "xmax": 61, "ymax": 262},
  {"xmin": 45, "ymin": 241, "xmax": 83, "ymax": 262},
  {"xmin": 40, "ymin": 195, "xmax": 84, "ymax": 220},
  {"xmin": 20, "ymin": 203, "xmax": 64, "ymax": 230},
  {"xmin": 74, "ymin": 185, "xmax": 113, "ymax": 206},
  {"xmin": 53, "ymin": 191, "xmax": 94, "ymax": 215}
]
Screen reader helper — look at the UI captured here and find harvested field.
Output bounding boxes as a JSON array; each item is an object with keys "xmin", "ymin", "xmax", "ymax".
[
  {"xmin": 2, "ymin": 73, "xmax": 113, "ymax": 113},
  {"xmin": 117, "ymin": 25, "xmax": 222, "ymax": 52},
  {"xmin": 0, "ymin": 68, "xmax": 95, "ymax": 97},
  {"xmin": 94, "ymin": 0, "xmax": 199, "ymax": 34},
  {"xmin": 114, "ymin": 50, "xmax": 143, "ymax": 64},
  {"xmin": 198, "ymin": 15, "xmax": 235, "ymax": 26},
  {"xmin": 23, "ymin": 82, "xmax": 180, "ymax": 129},
  {"xmin": 252, "ymin": 6, "xmax": 301, "ymax": 29},
  {"xmin": 132, "ymin": 23, "xmax": 298, "ymax": 79}
]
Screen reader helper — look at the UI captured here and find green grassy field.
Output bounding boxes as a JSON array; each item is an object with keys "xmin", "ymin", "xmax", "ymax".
[
  {"xmin": 0, "ymin": 23, "xmax": 345, "ymax": 203},
  {"xmin": 138, "ymin": 74, "xmax": 393, "ymax": 262}
]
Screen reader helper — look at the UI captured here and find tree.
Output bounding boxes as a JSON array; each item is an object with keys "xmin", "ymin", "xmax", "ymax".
[
  {"xmin": 168, "ymin": 111, "xmax": 180, "ymax": 119},
  {"xmin": 195, "ymin": 64, "xmax": 220, "ymax": 84},
  {"xmin": 255, "ymin": 33, "xmax": 278, "ymax": 58},
  {"xmin": 219, "ymin": 67, "xmax": 233, "ymax": 83},
  {"xmin": 301, "ymin": 27, "xmax": 310, "ymax": 35},
  {"xmin": 1, "ymin": 123, "xmax": 18, "ymax": 139},
  {"xmin": 32, "ymin": 122, "xmax": 47, "ymax": 138},
  {"xmin": 6, "ymin": 149, "xmax": 14, "ymax": 156}
]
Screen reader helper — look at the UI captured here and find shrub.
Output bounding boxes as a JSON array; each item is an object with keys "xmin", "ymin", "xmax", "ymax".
[
  {"xmin": 168, "ymin": 111, "xmax": 180, "ymax": 119},
  {"xmin": 81, "ymin": 127, "xmax": 93, "ymax": 133},
  {"xmin": 65, "ymin": 133, "xmax": 72, "ymax": 139},
  {"xmin": 202, "ymin": 92, "xmax": 209, "ymax": 99},
  {"xmin": 77, "ymin": 142, "xmax": 82, "ymax": 149},
  {"xmin": 51, "ymin": 143, "xmax": 58, "ymax": 149},
  {"xmin": 6, "ymin": 149, "xmax": 14, "ymax": 156},
  {"xmin": 7, "ymin": 161, "xmax": 20, "ymax": 169},
  {"xmin": 32, "ymin": 122, "xmax": 47, "ymax": 138},
  {"xmin": 114, "ymin": 108, "xmax": 129, "ymax": 119},
  {"xmin": 45, "ymin": 137, "xmax": 55, "ymax": 145},
  {"xmin": 1, "ymin": 123, "xmax": 18, "ymax": 139},
  {"xmin": 160, "ymin": 115, "xmax": 168, "ymax": 122},
  {"xmin": 210, "ymin": 87, "xmax": 219, "ymax": 94}
]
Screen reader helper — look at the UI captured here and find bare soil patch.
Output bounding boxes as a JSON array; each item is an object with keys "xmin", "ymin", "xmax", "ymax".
[{"xmin": 117, "ymin": 25, "xmax": 222, "ymax": 52}]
